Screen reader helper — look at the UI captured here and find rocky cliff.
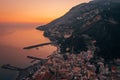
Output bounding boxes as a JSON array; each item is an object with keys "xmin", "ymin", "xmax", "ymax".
[{"xmin": 37, "ymin": 0, "xmax": 120, "ymax": 60}]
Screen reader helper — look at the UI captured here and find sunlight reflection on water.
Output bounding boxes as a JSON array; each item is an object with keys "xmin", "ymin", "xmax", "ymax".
[{"xmin": 0, "ymin": 23, "xmax": 56, "ymax": 80}]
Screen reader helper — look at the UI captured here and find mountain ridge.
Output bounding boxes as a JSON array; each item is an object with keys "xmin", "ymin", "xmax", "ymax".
[{"xmin": 37, "ymin": 0, "xmax": 120, "ymax": 60}]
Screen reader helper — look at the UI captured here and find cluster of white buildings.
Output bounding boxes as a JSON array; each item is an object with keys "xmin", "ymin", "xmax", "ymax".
[{"xmin": 29, "ymin": 49, "xmax": 120, "ymax": 80}]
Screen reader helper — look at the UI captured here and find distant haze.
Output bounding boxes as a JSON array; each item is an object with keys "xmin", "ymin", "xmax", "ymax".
[{"xmin": 0, "ymin": 0, "xmax": 90, "ymax": 23}]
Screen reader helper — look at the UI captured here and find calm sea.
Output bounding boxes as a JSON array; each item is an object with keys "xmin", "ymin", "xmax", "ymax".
[{"xmin": 0, "ymin": 23, "xmax": 56, "ymax": 80}]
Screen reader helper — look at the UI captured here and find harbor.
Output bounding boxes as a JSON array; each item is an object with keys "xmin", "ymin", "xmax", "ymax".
[{"xmin": 2, "ymin": 46, "xmax": 120, "ymax": 80}]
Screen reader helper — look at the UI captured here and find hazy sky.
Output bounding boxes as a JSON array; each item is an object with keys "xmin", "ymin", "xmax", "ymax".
[{"xmin": 0, "ymin": 0, "xmax": 90, "ymax": 23}]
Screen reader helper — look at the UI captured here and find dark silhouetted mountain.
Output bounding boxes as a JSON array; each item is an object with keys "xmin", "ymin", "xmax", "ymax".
[{"xmin": 37, "ymin": 0, "xmax": 120, "ymax": 60}]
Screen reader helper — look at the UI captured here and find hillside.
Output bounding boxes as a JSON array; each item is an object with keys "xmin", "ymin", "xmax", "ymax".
[{"xmin": 37, "ymin": 0, "xmax": 120, "ymax": 60}]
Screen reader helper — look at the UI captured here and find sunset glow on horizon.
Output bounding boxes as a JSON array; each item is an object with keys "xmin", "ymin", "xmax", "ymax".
[{"xmin": 0, "ymin": 0, "xmax": 90, "ymax": 24}]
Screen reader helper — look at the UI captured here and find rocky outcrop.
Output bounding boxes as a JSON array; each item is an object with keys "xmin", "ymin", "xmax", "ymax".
[{"xmin": 37, "ymin": 0, "xmax": 120, "ymax": 60}]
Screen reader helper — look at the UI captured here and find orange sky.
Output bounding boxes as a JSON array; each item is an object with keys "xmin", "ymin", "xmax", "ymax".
[{"xmin": 0, "ymin": 0, "xmax": 90, "ymax": 23}]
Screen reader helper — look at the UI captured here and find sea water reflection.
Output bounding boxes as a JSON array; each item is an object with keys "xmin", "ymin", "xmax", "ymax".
[{"xmin": 0, "ymin": 23, "xmax": 56, "ymax": 80}]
